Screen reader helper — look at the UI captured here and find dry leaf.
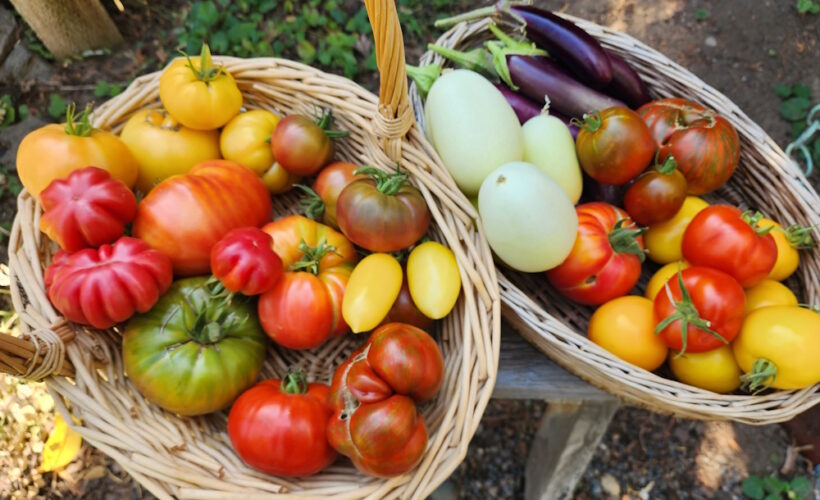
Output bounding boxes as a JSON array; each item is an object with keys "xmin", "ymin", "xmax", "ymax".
[
  {"xmin": 82, "ymin": 465, "xmax": 107, "ymax": 481},
  {"xmin": 40, "ymin": 414, "xmax": 82, "ymax": 472},
  {"xmin": 601, "ymin": 473, "xmax": 621, "ymax": 497}
]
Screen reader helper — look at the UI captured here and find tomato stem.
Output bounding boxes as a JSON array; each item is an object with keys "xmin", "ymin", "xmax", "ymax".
[
  {"xmin": 740, "ymin": 211, "xmax": 774, "ymax": 237},
  {"xmin": 295, "ymin": 184, "xmax": 325, "ymax": 221},
  {"xmin": 288, "ymin": 238, "xmax": 338, "ymax": 275},
  {"xmin": 608, "ymin": 219, "xmax": 647, "ymax": 263},
  {"xmin": 281, "ymin": 371, "xmax": 309, "ymax": 395},
  {"xmin": 655, "ymin": 155, "xmax": 678, "ymax": 175},
  {"xmin": 740, "ymin": 358, "xmax": 778, "ymax": 394},
  {"xmin": 184, "ymin": 278, "xmax": 241, "ymax": 345},
  {"xmin": 778, "ymin": 224, "xmax": 816, "ymax": 250},
  {"xmin": 354, "ymin": 165, "xmax": 409, "ymax": 197},
  {"xmin": 315, "ymin": 109, "xmax": 349, "ymax": 139},
  {"xmin": 63, "ymin": 104, "xmax": 94, "ymax": 137},
  {"xmin": 181, "ymin": 43, "xmax": 223, "ymax": 83},
  {"xmin": 574, "ymin": 112, "xmax": 603, "ymax": 133}
]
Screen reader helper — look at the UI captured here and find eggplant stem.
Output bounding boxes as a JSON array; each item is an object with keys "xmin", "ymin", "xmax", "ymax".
[
  {"xmin": 434, "ymin": 5, "xmax": 497, "ymax": 28},
  {"xmin": 406, "ymin": 64, "xmax": 442, "ymax": 99},
  {"xmin": 427, "ymin": 44, "xmax": 496, "ymax": 78}
]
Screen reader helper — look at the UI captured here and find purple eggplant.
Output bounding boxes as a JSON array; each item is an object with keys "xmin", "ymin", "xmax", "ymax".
[
  {"xmin": 605, "ymin": 51, "xmax": 651, "ymax": 108},
  {"xmin": 580, "ymin": 174, "xmax": 628, "ymax": 206},
  {"xmin": 495, "ymin": 83, "xmax": 542, "ymax": 124},
  {"xmin": 508, "ymin": 55, "xmax": 624, "ymax": 119},
  {"xmin": 550, "ymin": 111, "xmax": 581, "ymax": 140}
]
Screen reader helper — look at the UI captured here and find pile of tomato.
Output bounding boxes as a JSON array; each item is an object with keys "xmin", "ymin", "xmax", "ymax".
[{"xmin": 20, "ymin": 46, "xmax": 463, "ymax": 478}]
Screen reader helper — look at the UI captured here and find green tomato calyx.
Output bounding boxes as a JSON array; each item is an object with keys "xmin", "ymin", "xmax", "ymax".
[
  {"xmin": 184, "ymin": 278, "xmax": 243, "ymax": 345},
  {"xmin": 315, "ymin": 108, "xmax": 348, "ymax": 139},
  {"xmin": 281, "ymin": 371, "xmax": 309, "ymax": 395},
  {"xmin": 609, "ymin": 219, "xmax": 647, "ymax": 263},
  {"xmin": 354, "ymin": 165, "xmax": 410, "ymax": 196},
  {"xmin": 289, "ymin": 238, "xmax": 338, "ymax": 275},
  {"xmin": 182, "ymin": 43, "xmax": 225, "ymax": 83},
  {"xmin": 574, "ymin": 112, "xmax": 603, "ymax": 133},
  {"xmin": 655, "ymin": 154, "xmax": 678, "ymax": 175},
  {"xmin": 740, "ymin": 358, "xmax": 777, "ymax": 394},
  {"xmin": 64, "ymin": 104, "xmax": 94, "ymax": 137},
  {"xmin": 740, "ymin": 210, "xmax": 774, "ymax": 237},
  {"xmin": 296, "ymin": 184, "xmax": 325, "ymax": 221},
  {"xmin": 781, "ymin": 223, "xmax": 816, "ymax": 250},
  {"xmin": 655, "ymin": 267, "xmax": 727, "ymax": 357}
]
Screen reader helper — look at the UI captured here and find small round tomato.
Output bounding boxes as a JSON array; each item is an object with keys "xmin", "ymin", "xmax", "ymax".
[
  {"xmin": 407, "ymin": 241, "xmax": 461, "ymax": 320},
  {"xmin": 623, "ymin": 156, "xmax": 687, "ymax": 226},
  {"xmin": 644, "ymin": 261, "xmax": 690, "ymax": 301},
  {"xmin": 301, "ymin": 162, "xmax": 365, "ymax": 229},
  {"xmin": 547, "ymin": 203, "xmax": 645, "ymax": 305},
  {"xmin": 587, "ymin": 296, "xmax": 667, "ymax": 371},
  {"xmin": 382, "ymin": 278, "xmax": 433, "ymax": 330},
  {"xmin": 758, "ymin": 218, "xmax": 814, "ymax": 281},
  {"xmin": 342, "ymin": 253, "xmax": 403, "ymax": 334},
  {"xmin": 668, "ymin": 346, "xmax": 741, "ymax": 393},
  {"xmin": 159, "ymin": 45, "xmax": 242, "ymax": 130},
  {"xmin": 682, "ymin": 207, "xmax": 777, "ymax": 288},
  {"xmin": 220, "ymin": 109, "xmax": 280, "ymax": 175},
  {"xmin": 337, "ymin": 167, "xmax": 431, "ymax": 252},
  {"xmin": 644, "ymin": 196, "xmax": 708, "ymax": 264},
  {"xmin": 734, "ymin": 306, "xmax": 820, "ymax": 390},
  {"xmin": 654, "ymin": 267, "xmax": 746, "ymax": 355},
  {"xmin": 271, "ymin": 111, "xmax": 347, "ymax": 176},
  {"xmin": 575, "ymin": 107, "xmax": 656, "ymax": 185},
  {"xmin": 120, "ymin": 109, "xmax": 221, "ymax": 192},
  {"xmin": 228, "ymin": 374, "xmax": 336, "ymax": 477},
  {"xmin": 744, "ymin": 279, "xmax": 798, "ymax": 314},
  {"xmin": 211, "ymin": 228, "xmax": 283, "ymax": 296},
  {"xmin": 261, "ymin": 162, "xmax": 300, "ymax": 194}
]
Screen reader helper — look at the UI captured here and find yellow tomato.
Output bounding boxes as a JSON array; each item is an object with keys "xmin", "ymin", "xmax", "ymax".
[
  {"xmin": 220, "ymin": 110, "xmax": 280, "ymax": 174},
  {"xmin": 733, "ymin": 306, "xmax": 820, "ymax": 390},
  {"xmin": 644, "ymin": 196, "xmax": 709, "ymax": 264},
  {"xmin": 407, "ymin": 241, "xmax": 462, "ymax": 320},
  {"xmin": 645, "ymin": 261, "xmax": 690, "ymax": 301},
  {"xmin": 261, "ymin": 162, "xmax": 300, "ymax": 194},
  {"xmin": 120, "ymin": 109, "xmax": 221, "ymax": 192},
  {"xmin": 587, "ymin": 296, "xmax": 667, "ymax": 371},
  {"xmin": 744, "ymin": 279, "xmax": 798, "ymax": 314},
  {"xmin": 342, "ymin": 253, "xmax": 403, "ymax": 333},
  {"xmin": 758, "ymin": 218, "xmax": 800, "ymax": 281},
  {"xmin": 159, "ymin": 44, "xmax": 242, "ymax": 130},
  {"xmin": 16, "ymin": 105, "xmax": 138, "ymax": 200},
  {"xmin": 668, "ymin": 346, "xmax": 741, "ymax": 393}
]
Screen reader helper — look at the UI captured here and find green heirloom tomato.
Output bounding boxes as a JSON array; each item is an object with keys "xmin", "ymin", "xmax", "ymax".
[{"xmin": 123, "ymin": 277, "xmax": 267, "ymax": 416}]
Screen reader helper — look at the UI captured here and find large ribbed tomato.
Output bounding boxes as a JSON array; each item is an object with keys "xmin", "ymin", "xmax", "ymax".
[
  {"xmin": 133, "ymin": 160, "xmax": 272, "ymax": 276},
  {"xmin": 546, "ymin": 202, "xmax": 645, "ymax": 305},
  {"xmin": 638, "ymin": 98, "xmax": 740, "ymax": 195},
  {"xmin": 327, "ymin": 323, "xmax": 444, "ymax": 477}
]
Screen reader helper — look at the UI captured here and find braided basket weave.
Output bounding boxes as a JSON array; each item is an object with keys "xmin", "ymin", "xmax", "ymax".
[
  {"xmin": 2, "ymin": 2, "xmax": 502, "ymax": 497},
  {"xmin": 410, "ymin": 15, "xmax": 820, "ymax": 425}
]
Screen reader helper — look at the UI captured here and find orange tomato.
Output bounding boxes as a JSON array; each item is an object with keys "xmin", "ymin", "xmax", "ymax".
[{"xmin": 588, "ymin": 296, "xmax": 667, "ymax": 371}]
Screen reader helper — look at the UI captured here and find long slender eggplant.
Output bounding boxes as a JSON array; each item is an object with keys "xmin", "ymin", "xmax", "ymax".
[
  {"xmin": 605, "ymin": 50, "xmax": 651, "ymax": 108},
  {"xmin": 550, "ymin": 111, "xmax": 581, "ymax": 140},
  {"xmin": 495, "ymin": 83, "xmax": 542, "ymax": 124}
]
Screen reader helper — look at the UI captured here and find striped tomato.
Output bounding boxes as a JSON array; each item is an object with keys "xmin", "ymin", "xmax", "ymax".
[{"xmin": 638, "ymin": 98, "xmax": 740, "ymax": 195}]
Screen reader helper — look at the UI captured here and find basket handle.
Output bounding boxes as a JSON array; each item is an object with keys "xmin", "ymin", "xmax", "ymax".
[{"xmin": 365, "ymin": 0, "xmax": 414, "ymax": 162}]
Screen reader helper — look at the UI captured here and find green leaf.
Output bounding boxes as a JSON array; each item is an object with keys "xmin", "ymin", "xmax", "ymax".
[
  {"xmin": 695, "ymin": 8, "xmax": 709, "ymax": 20},
  {"xmin": 792, "ymin": 121, "xmax": 808, "ymax": 140},
  {"xmin": 0, "ymin": 95, "xmax": 15, "ymax": 127},
  {"xmin": 793, "ymin": 83, "xmax": 812, "ymax": 99},
  {"xmin": 780, "ymin": 97, "xmax": 811, "ymax": 121},
  {"xmin": 789, "ymin": 476, "xmax": 811, "ymax": 497},
  {"xmin": 796, "ymin": 0, "xmax": 820, "ymax": 14},
  {"xmin": 18, "ymin": 104, "xmax": 29, "ymax": 120},
  {"xmin": 93, "ymin": 81, "xmax": 110, "ymax": 98},
  {"xmin": 47, "ymin": 94, "xmax": 67, "ymax": 119},
  {"xmin": 296, "ymin": 39, "xmax": 316, "ymax": 63},
  {"xmin": 762, "ymin": 476, "xmax": 789, "ymax": 493},
  {"xmin": 775, "ymin": 85, "xmax": 793, "ymax": 99},
  {"xmin": 743, "ymin": 477, "xmax": 765, "ymax": 499}
]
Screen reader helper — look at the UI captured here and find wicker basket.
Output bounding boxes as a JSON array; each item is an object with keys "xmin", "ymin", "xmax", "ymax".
[
  {"xmin": 410, "ymin": 15, "xmax": 820, "ymax": 425},
  {"xmin": 2, "ymin": 2, "xmax": 502, "ymax": 497}
]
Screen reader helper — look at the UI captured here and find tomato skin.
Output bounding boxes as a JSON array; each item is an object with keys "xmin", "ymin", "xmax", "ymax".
[
  {"xmin": 645, "ymin": 196, "xmax": 708, "ymax": 264},
  {"xmin": 587, "ymin": 296, "xmax": 667, "ymax": 371},
  {"xmin": 219, "ymin": 110, "xmax": 280, "ymax": 174},
  {"xmin": 733, "ymin": 306, "xmax": 820, "ymax": 390},
  {"xmin": 258, "ymin": 215, "xmax": 357, "ymax": 349},
  {"xmin": 575, "ymin": 107, "xmax": 656, "ymax": 185},
  {"xmin": 337, "ymin": 176, "xmax": 431, "ymax": 253},
  {"xmin": 623, "ymin": 164, "xmax": 687, "ymax": 226},
  {"xmin": 228, "ymin": 378, "xmax": 336, "ymax": 477},
  {"xmin": 744, "ymin": 280, "xmax": 798, "ymax": 314},
  {"xmin": 123, "ymin": 277, "xmax": 266, "ymax": 416},
  {"xmin": 312, "ymin": 162, "xmax": 365, "ymax": 229},
  {"xmin": 382, "ymin": 278, "xmax": 433, "ymax": 330},
  {"xmin": 343, "ymin": 254, "xmax": 403, "ymax": 334},
  {"xmin": 271, "ymin": 116, "xmax": 334, "ymax": 176},
  {"xmin": 133, "ymin": 160, "xmax": 272, "ymax": 276},
  {"xmin": 39, "ymin": 167, "xmax": 137, "ymax": 252},
  {"xmin": 406, "ymin": 241, "xmax": 461, "ymax": 319},
  {"xmin": 261, "ymin": 162, "xmax": 300, "ymax": 194},
  {"xmin": 547, "ymin": 203, "xmax": 644, "ymax": 305},
  {"xmin": 159, "ymin": 48, "xmax": 242, "ymax": 130},
  {"xmin": 668, "ymin": 346, "xmax": 741, "ymax": 393},
  {"xmin": 120, "ymin": 109, "xmax": 221, "ymax": 193},
  {"xmin": 654, "ymin": 267, "xmax": 746, "ymax": 354},
  {"xmin": 327, "ymin": 323, "xmax": 443, "ymax": 477},
  {"xmin": 682, "ymin": 206, "xmax": 777, "ymax": 288},
  {"xmin": 638, "ymin": 98, "xmax": 740, "ymax": 194},
  {"xmin": 644, "ymin": 261, "xmax": 689, "ymax": 301},
  {"xmin": 758, "ymin": 218, "xmax": 800, "ymax": 281},
  {"xmin": 211, "ymin": 227, "xmax": 283, "ymax": 296}
]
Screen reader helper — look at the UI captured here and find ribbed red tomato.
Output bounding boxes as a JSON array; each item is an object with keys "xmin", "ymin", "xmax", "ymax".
[
  {"xmin": 546, "ymin": 202, "xmax": 645, "ymax": 305},
  {"xmin": 133, "ymin": 160, "xmax": 272, "ymax": 276},
  {"xmin": 45, "ymin": 237, "xmax": 173, "ymax": 329},
  {"xmin": 638, "ymin": 98, "xmax": 740, "ymax": 195},
  {"xmin": 39, "ymin": 166, "xmax": 137, "ymax": 252},
  {"xmin": 228, "ymin": 375, "xmax": 336, "ymax": 477},
  {"xmin": 210, "ymin": 227, "xmax": 283, "ymax": 295},
  {"xmin": 327, "ymin": 323, "xmax": 443, "ymax": 477}
]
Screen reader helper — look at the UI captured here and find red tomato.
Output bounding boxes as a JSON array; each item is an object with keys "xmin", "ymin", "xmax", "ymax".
[
  {"xmin": 381, "ymin": 278, "xmax": 433, "ymax": 330},
  {"xmin": 301, "ymin": 161, "xmax": 366, "ymax": 229},
  {"xmin": 210, "ymin": 227, "xmax": 283, "ymax": 295},
  {"xmin": 682, "ymin": 206, "xmax": 777, "ymax": 288},
  {"xmin": 327, "ymin": 323, "xmax": 443, "ymax": 477},
  {"xmin": 258, "ymin": 215, "xmax": 357, "ymax": 349},
  {"xmin": 336, "ymin": 167, "xmax": 431, "ymax": 252},
  {"xmin": 654, "ymin": 267, "xmax": 746, "ymax": 354},
  {"xmin": 623, "ymin": 156, "xmax": 687, "ymax": 226},
  {"xmin": 133, "ymin": 160, "xmax": 272, "ymax": 276},
  {"xmin": 39, "ymin": 166, "xmax": 137, "ymax": 252},
  {"xmin": 546, "ymin": 202, "xmax": 645, "ymax": 305},
  {"xmin": 271, "ymin": 111, "xmax": 346, "ymax": 176},
  {"xmin": 575, "ymin": 107, "xmax": 656, "ymax": 185},
  {"xmin": 228, "ymin": 375, "xmax": 336, "ymax": 477},
  {"xmin": 44, "ymin": 237, "xmax": 173, "ymax": 329},
  {"xmin": 638, "ymin": 98, "xmax": 740, "ymax": 195}
]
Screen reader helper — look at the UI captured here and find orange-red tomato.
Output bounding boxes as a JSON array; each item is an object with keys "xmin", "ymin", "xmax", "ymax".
[{"xmin": 307, "ymin": 161, "xmax": 365, "ymax": 229}]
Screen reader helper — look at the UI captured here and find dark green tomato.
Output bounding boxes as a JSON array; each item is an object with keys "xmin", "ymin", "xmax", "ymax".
[{"xmin": 122, "ymin": 277, "xmax": 267, "ymax": 416}]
